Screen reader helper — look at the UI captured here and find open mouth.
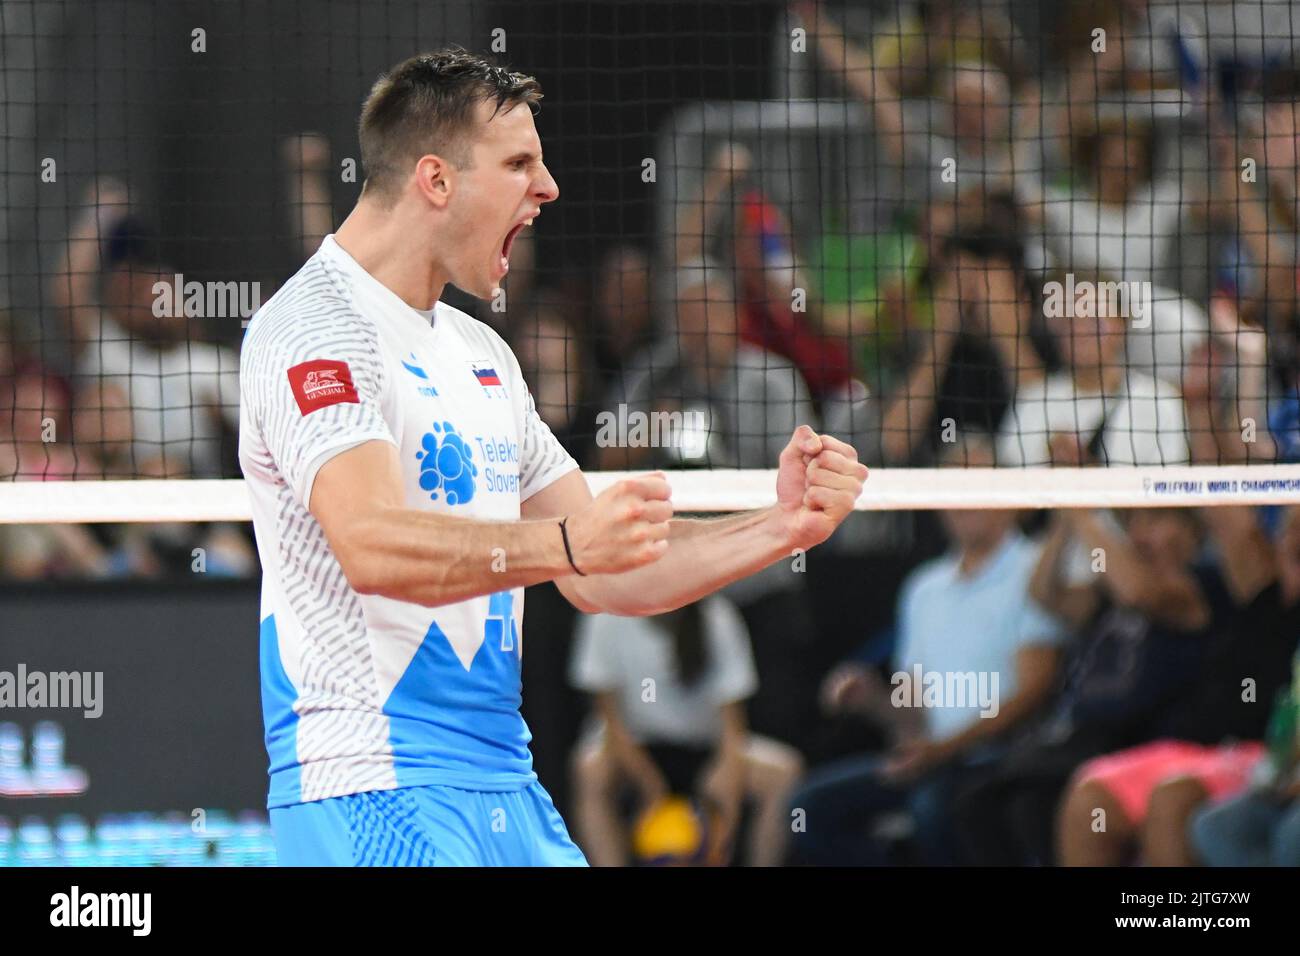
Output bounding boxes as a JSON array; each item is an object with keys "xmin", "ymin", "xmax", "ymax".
[{"xmin": 499, "ymin": 217, "xmax": 534, "ymax": 273}]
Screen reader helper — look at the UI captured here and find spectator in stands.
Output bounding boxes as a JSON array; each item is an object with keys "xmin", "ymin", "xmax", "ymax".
[
  {"xmin": 49, "ymin": 180, "xmax": 241, "ymax": 478},
  {"xmin": 881, "ymin": 229, "xmax": 1050, "ymax": 466},
  {"xmin": 570, "ymin": 596, "xmax": 803, "ymax": 866},
  {"xmin": 600, "ymin": 256, "xmax": 816, "ymax": 473},
  {"xmin": 1183, "ymin": 294, "xmax": 1276, "ymax": 464},
  {"xmin": 69, "ymin": 381, "xmax": 134, "ymax": 478},
  {"xmin": 796, "ymin": 0, "xmax": 1038, "ymax": 219},
  {"xmin": 590, "ymin": 245, "xmax": 655, "ymax": 386},
  {"xmin": 786, "ymin": 433, "xmax": 1065, "ymax": 866},
  {"xmin": 1023, "ymin": 117, "xmax": 1184, "ymax": 290},
  {"xmin": 1201, "ymin": 101, "xmax": 1297, "ymax": 323},
  {"xmin": 1054, "ymin": 502, "xmax": 1300, "ymax": 866},
  {"xmin": 599, "ymin": 257, "xmax": 822, "ymax": 749},
  {"xmin": 0, "ymin": 368, "xmax": 113, "ymax": 578},
  {"xmin": 512, "ymin": 302, "xmax": 599, "ymax": 465},
  {"xmin": 672, "ymin": 141, "xmax": 852, "ymax": 397},
  {"xmin": 281, "ymin": 132, "xmax": 335, "ymax": 263},
  {"xmin": 59, "ymin": 380, "xmax": 254, "ymax": 578},
  {"xmin": 1201, "ymin": 81, "xmax": 1300, "ymax": 462},
  {"xmin": 0, "ymin": 368, "xmax": 75, "ymax": 480},
  {"xmin": 1192, "ymin": 788, "xmax": 1300, "ymax": 867},
  {"xmin": 997, "ymin": 276, "xmax": 1189, "ymax": 466},
  {"xmin": 865, "ymin": 0, "xmax": 1028, "ymax": 100},
  {"xmin": 952, "ymin": 506, "xmax": 1228, "ymax": 865}
]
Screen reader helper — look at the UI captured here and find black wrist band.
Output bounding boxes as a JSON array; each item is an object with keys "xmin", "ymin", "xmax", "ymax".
[{"xmin": 559, "ymin": 516, "xmax": 586, "ymax": 576}]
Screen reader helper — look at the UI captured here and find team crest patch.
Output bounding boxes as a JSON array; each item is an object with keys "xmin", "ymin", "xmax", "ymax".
[{"xmin": 287, "ymin": 359, "xmax": 360, "ymax": 415}]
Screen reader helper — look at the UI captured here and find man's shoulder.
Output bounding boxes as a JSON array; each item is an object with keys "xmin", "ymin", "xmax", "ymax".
[{"xmin": 242, "ymin": 257, "xmax": 371, "ymax": 357}]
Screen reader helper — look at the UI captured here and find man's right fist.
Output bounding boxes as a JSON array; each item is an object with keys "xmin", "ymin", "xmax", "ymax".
[{"xmin": 564, "ymin": 474, "xmax": 673, "ymax": 575}]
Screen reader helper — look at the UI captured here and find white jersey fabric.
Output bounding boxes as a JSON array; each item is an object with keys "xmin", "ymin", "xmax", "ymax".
[{"xmin": 239, "ymin": 235, "xmax": 577, "ymax": 808}]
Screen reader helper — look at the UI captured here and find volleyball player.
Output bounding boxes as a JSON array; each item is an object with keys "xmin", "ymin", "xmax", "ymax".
[{"xmin": 238, "ymin": 49, "xmax": 867, "ymax": 866}]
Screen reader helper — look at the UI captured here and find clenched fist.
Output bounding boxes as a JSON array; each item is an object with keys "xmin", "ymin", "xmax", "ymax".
[
  {"xmin": 564, "ymin": 474, "xmax": 674, "ymax": 575},
  {"xmin": 776, "ymin": 425, "xmax": 869, "ymax": 551}
]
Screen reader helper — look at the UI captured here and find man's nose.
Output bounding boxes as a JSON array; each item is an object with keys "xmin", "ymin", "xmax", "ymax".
[{"xmin": 535, "ymin": 164, "xmax": 559, "ymax": 204}]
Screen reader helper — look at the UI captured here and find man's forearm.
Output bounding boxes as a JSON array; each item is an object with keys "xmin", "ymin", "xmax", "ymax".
[
  {"xmin": 337, "ymin": 506, "xmax": 574, "ymax": 607},
  {"xmin": 572, "ymin": 507, "xmax": 795, "ymax": 616}
]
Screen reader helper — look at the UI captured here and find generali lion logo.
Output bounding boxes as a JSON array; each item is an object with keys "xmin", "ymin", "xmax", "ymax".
[
  {"xmin": 287, "ymin": 359, "xmax": 360, "ymax": 415},
  {"xmin": 302, "ymin": 368, "xmax": 344, "ymax": 397}
]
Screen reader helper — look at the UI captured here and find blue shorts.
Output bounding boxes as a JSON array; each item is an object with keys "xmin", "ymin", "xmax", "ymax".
[{"xmin": 270, "ymin": 782, "xmax": 588, "ymax": 867}]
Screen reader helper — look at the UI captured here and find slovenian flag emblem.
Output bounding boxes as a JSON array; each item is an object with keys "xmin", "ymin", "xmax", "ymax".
[{"xmin": 473, "ymin": 365, "xmax": 502, "ymax": 387}]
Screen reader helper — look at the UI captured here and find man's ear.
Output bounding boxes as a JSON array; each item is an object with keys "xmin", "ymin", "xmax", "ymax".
[{"xmin": 415, "ymin": 154, "xmax": 453, "ymax": 209}]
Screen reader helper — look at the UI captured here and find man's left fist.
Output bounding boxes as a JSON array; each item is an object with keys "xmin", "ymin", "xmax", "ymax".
[{"xmin": 775, "ymin": 424, "xmax": 869, "ymax": 550}]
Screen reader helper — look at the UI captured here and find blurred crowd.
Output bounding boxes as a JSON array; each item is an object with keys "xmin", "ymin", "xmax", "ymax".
[{"xmin": 1, "ymin": 0, "xmax": 1299, "ymax": 865}]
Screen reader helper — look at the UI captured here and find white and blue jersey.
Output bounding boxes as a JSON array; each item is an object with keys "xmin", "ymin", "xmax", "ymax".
[{"xmin": 238, "ymin": 236, "xmax": 580, "ymax": 860}]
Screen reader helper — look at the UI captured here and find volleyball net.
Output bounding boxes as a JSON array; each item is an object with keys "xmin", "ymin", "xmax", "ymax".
[{"xmin": 4, "ymin": 0, "xmax": 1300, "ymax": 527}]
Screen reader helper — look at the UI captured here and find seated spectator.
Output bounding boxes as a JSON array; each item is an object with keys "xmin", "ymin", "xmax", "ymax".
[
  {"xmin": 569, "ymin": 596, "xmax": 803, "ymax": 866},
  {"xmin": 785, "ymin": 433, "xmax": 1065, "ymax": 866},
  {"xmin": 1055, "ymin": 504, "xmax": 1300, "ymax": 866},
  {"xmin": 952, "ymin": 506, "xmax": 1229, "ymax": 865},
  {"xmin": 1192, "ymin": 789, "xmax": 1300, "ymax": 868},
  {"xmin": 49, "ymin": 180, "xmax": 241, "ymax": 478},
  {"xmin": 997, "ymin": 279, "xmax": 1189, "ymax": 465}
]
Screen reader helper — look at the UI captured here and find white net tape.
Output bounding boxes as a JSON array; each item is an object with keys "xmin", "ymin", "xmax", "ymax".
[{"xmin": 5, "ymin": 465, "xmax": 1300, "ymax": 523}]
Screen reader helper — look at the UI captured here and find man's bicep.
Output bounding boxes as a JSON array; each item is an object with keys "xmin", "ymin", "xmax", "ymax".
[{"xmin": 309, "ymin": 439, "xmax": 403, "ymax": 539}]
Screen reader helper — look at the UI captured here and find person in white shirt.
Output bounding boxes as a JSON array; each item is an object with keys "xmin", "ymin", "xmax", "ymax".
[
  {"xmin": 237, "ymin": 49, "xmax": 867, "ymax": 867},
  {"xmin": 51, "ymin": 184, "xmax": 240, "ymax": 478},
  {"xmin": 997, "ymin": 282, "xmax": 1190, "ymax": 467},
  {"xmin": 569, "ymin": 596, "xmax": 803, "ymax": 866}
]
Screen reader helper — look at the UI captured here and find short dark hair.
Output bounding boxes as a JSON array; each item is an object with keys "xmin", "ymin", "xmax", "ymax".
[
  {"xmin": 358, "ymin": 48, "xmax": 543, "ymax": 202},
  {"xmin": 103, "ymin": 217, "xmax": 165, "ymax": 271}
]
